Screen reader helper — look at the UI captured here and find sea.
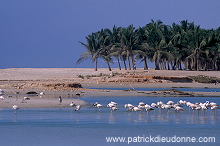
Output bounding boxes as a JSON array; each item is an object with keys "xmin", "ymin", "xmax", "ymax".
[{"xmin": 0, "ymin": 88, "xmax": 219, "ymax": 146}]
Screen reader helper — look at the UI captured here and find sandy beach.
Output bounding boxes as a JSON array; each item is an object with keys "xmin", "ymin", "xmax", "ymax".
[{"xmin": 0, "ymin": 68, "xmax": 220, "ymax": 108}]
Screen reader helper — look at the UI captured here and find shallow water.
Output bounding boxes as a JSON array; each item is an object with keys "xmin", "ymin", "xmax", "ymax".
[
  {"xmin": 87, "ymin": 87, "xmax": 220, "ymax": 92},
  {"xmin": 0, "ymin": 96, "xmax": 220, "ymax": 146}
]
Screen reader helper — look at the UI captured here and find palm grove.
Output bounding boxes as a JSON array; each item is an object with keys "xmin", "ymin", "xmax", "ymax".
[{"xmin": 77, "ymin": 20, "xmax": 220, "ymax": 71}]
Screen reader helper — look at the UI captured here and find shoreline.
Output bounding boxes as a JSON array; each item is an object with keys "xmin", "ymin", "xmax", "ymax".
[{"xmin": 0, "ymin": 68, "xmax": 219, "ymax": 108}]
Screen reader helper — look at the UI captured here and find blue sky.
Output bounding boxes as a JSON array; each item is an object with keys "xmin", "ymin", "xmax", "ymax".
[{"xmin": 0, "ymin": 0, "xmax": 219, "ymax": 69}]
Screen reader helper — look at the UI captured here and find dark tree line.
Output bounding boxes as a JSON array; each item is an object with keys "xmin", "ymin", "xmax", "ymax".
[{"xmin": 77, "ymin": 20, "xmax": 220, "ymax": 71}]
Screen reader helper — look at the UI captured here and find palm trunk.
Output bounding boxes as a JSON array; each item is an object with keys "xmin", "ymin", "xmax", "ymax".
[
  {"xmin": 107, "ymin": 62, "xmax": 112, "ymax": 71},
  {"xmin": 94, "ymin": 58, "xmax": 98, "ymax": 71},
  {"xmin": 117, "ymin": 58, "xmax": 121, "ymax": 70},
  {"xmin": 128, "ymin": 56, "xmax": 131, "ymax": 70},
  {"xmin": 167, "ymin": 62, "xmax": 170, "ymax": 70},
  {"xmin": 178, "ymin": 61, "xmax": 182, "ymax": 70},
  {"xmin": 123, "ymin": 59, "xmax": 127, "ymax": 70},
  {"xmin": 143, "ymin": 56, "xmax": 148, "ymax": 70},
  {"xmin": 183, "ymin": 60, "xmax": 187, "ymax": 70},
  {"xmin": 155, "ymin": 59, "xmax": 160, "ymax": 70},
  {"xmin": 188, "ymin": 59, "xmax": 192, "ymax": 70},
  {"xmin": 172, "ymin": 60, "xmax": 176, "ymax": 70},
  {"xmin": 196, "ymin": 56, "xmax": 199, "ymax": 71},
  {"xmin": 131, "ymin": 55, "xmax": 136, "ymax": 70}
]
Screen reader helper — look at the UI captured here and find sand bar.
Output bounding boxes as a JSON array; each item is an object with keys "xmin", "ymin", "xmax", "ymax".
[{"xmin": 0, "ymin": 68, "xmax": 220, "ymax": 108}]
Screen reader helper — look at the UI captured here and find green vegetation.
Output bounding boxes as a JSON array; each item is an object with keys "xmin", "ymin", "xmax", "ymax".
[
  {"xmin": 77, "ymin": 72, "xmax": 123, "ymax": 79},
  {"xmin": 77, "ymin": 20, "xmax": 220, "ymax": 71},
  {"xmin": 189, "ymin": 75, "xmax": 220, "ymax": 83}
]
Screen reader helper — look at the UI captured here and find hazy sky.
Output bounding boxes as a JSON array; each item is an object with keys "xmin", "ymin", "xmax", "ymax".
[{"xmin": 0, "ymin": 0, "xmax": 219, "ymax": 69}]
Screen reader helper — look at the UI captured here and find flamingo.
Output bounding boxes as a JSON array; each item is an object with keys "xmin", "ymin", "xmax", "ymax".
[
  {"xmin": 70, "ymin": 102, "xmax": 76, "ymax": 107},
  {"xmin": 39, "ymin": 92, "xmax": 45, "ymax": 97},
  {"xmin": 110, "ymin": 106, "xmax": 118, "ymax": 112},
  {"xmin": 139, "ymin": 102, "xmax": 145, "ymax": 106},
  {"xmin": 124, "ymin": 103, "xmax": 134, "ymax": 108},
  {"xmin": 0, "ymin": 89, "xmax": 4, "ymax": 95},
  {"xmin": 175, "ymin": 106, "xmax": 184, "ymax": 112},
  {"xmin": 110, "ymin": 101, "xmax": 117, "ymax": 105},
  {"xmin": 179, "ymin": 100, "xmax": 186, "ymax": 105},
  {"xmin": 107, "ymin": 101, "xmax": 117, "ymax": 108},
  {"xmin": 75, "ymin": 105, "xmax": 81, "ymax": 111},
  {"xmin": 204, "ymin": 101, "xmax": 211, "ymax": 107},
  {"xmin": 95, "ymin": 103, "xmax": 103, "ymax": 111},
  {"xmin": 12, "ymin": 105, "xmax": 19, "ymax": 114},
  {"xmin": 150, "ymin": 103, "xmax": 156, "ymax": 107},
  {"xmin": 138, "ymin": 104, "xmax": 145, "ymax": 109},
  {"xmin": 157, "ymin": 101, "xmax": 163, "ymax": 108},
  {"xmin": 93, "ymin": 102, "xmax": 99, "ymax": 106},
  {"xmin": 21, "ymin": 97, "xmax": 30, "ymax": 103},
  {"xmin": 58, "ymin": 96, "xmax": 62, "ymax": 104},
  {"xmin": 39, "ymin": 92, "xmax": 45, "ymax": 96},
  {"xmin": 0, "ymin": 95, "xmax": 4, "ymax": 102},
  {"xmin": 173, "ymin": 103, "xmax": 182, "ymax": 109},
  {"xmin": 96, "ymin": 103, "xmax": 103, "ymax": 108},
  {"xmin": 167, "ymin": 100, "xmax": 175, "ymax": 105},
  {"xmin": 14, "ymin": 91, "xmax": 19, "ymax": 101},
  {"xmin": 161, "ymin": 104, "xmax": 172, "ymax": 113},
  {"xmin": 210, "ymin": 102, "xmax": 218, "ymax": 107},
  {"xmin": 132, "ymin": 107, "xmax": 142, "ymax": 112},
  {"xmin": 211, "ymin": 105, "xmax": 219, "ymax": 110},
  {"xmin": 145, "ymin": 105, "xmax": 154, "ymax": 114}
]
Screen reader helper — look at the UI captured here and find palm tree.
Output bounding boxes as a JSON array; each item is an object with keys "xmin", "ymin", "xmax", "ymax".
[
  {"xmin": 146, "ymin": 20, "xmax": 174, "ymax": 70},
  {"xmin": 186, "ymin": 26, "xmax": 207, "ymax": 70},
  {"xmin": 135, "ymin": 27, "xmax": 154, "ymax": 70},
  {"xmin": 97, "ymin": 28, "xmax": 113, "ymax": 71},
  {"xmin": 109, "ymin": 26, "xmax": 123, "ymax": 70},
  {"xmin": 77, "ymin": 33, "xmax": 101, "ymax": 71},
  {"xmin": 119, "ymin": 25, "xmax": 139, "ymax": 70},
  {"xmin": 170, "ymin": 22, "xmax": 190, "ymax": 70},
  {"xmin": 78, "ymin": 20, "xmax": 220, "ymax": 71}
]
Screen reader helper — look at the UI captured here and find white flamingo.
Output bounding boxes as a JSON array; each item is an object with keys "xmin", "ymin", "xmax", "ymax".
[
  {"xmin": 179, "ymin": 100, "xmax": 186, "ymax": 105},
  {"xmin": 110, "ymin": 106, "xmax": 118, "ymax": 112},
  {"xmin": 39, "ymin": 92, "xmax": 45, "ymax": 97},
  {"xmin": 132, "ymin": 107, "xmax": 142, "ymax": 112},
  {"xmin": 0, "ymin": 89, "xmax": 4, "ymax": 95},
  {"xmin": 12, "ymin": 105, "xmax": 19, "ymax": 114},
  {"xmin": 161, "ymin": 104, "xmax": 172, "ymax": 113},
  {"xmin": 124, "ymin": 103, "xmax": 134, "ymax": 108},
  {"xmin": 75, "ymin": 105, "xmax": 81, "ymax": 111},
  {"xmin": 21, "ymin": 97, "xmax": 30, "ymax": 103},
  {"xmin": 211, "ymin": 105, "xmax": 219, "ymax": 110},
  {"xmin": 167, "ymin": 100, "xmax": 175, "ymax": 105},
  {"xmin": 157, "ymin": 101, "xmax": 163, "ymax": 108},
  {"xmin": 151, "ymin": 103, "xmax": 157, "ymax": 109},
  {"xmin": 93, "ymin": 102, "xmax": 99, "ymax": 106},
  {"xmin": 95, "ymin": 103, "xmax": 103, "ymax": 111},
  {"xmin": 107, "ymin": 101, "xmax": 117, "ymax": 108},
  {"xmin": 110, "ymin": 101, "xmax": 117, "ymax": 105},
  {"xmin": 40, "ymin": 92, "xmax": 45, "ymax": 96},
  {"xmin": 138, "ymin": 102, "xmax": 145, "ymax": 106},
  {"xmin": 70, "ymin": 102, "xmax": 76, "ymax": 107},
  {"xmin": 210, "ymin": 102, "xmax": 218, "ymax": 107},
  {"xmin": 145, "ymin": 105, "xmax": 154, "ymax": 113},
  {"xmin": 96, "ymin": 103, "xmax": 103, "ymax": 108},
  {"xmin": 0, "ymin": 95, "xmax": 4, "ymax": 102},
  {"xmin": 175, "ymin": 106, "xmax": 184, "ymax": 112},
  {"xmin": 58, "ymin": 96, "xmax": 62, "ymax": 104},
  {"xmin": 138, "ymin": 104, "xmax": 145, "ymax": 109}
]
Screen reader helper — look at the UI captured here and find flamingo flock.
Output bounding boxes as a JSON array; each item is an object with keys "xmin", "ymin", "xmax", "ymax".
[
  {"xmin": 0, "ymin": 88, "xmax": 219, "ymax": 115},
  {"xmin": 7, "ymin": 99, "xmax": 220, "ymax": 114},
  {"xmin": 88, "ymin": 100, "xmax": 219, "ymax": 114}
]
